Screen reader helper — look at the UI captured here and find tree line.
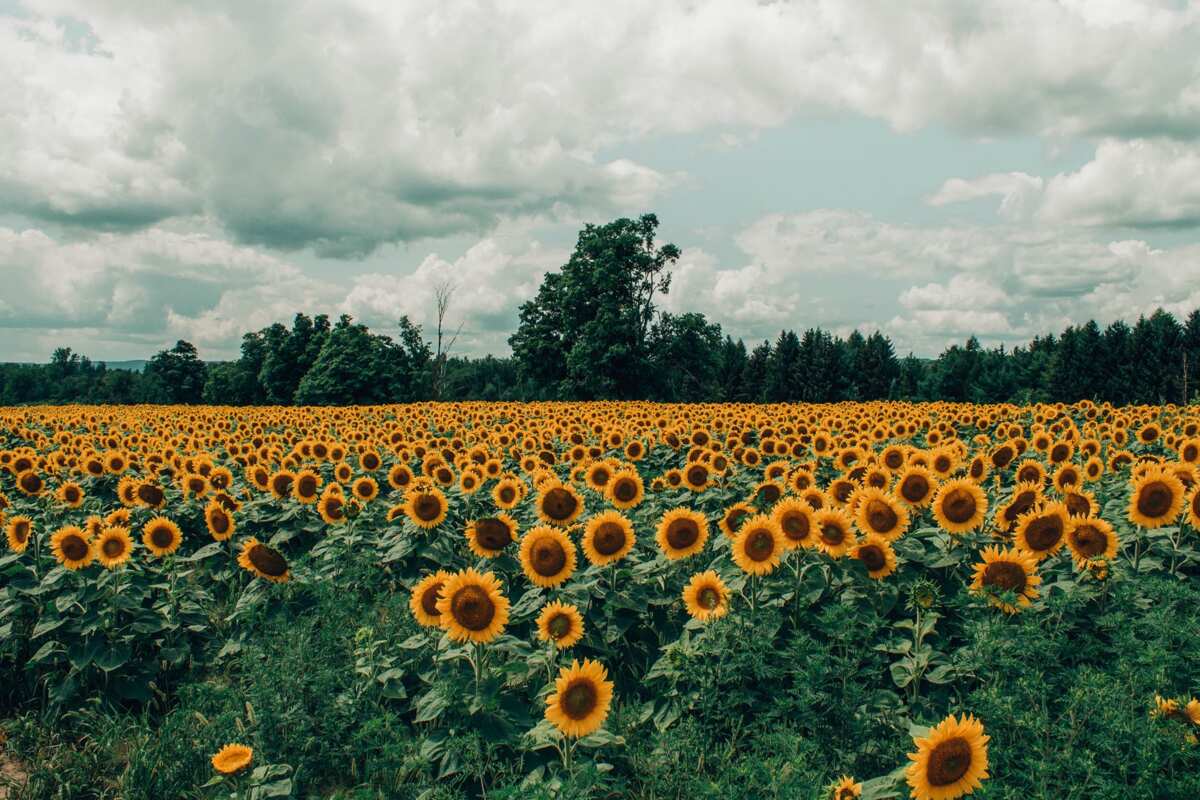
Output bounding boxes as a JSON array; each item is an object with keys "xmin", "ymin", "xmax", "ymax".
[{"xmin": 2, "ymin": 214, "xmax": 1199, "ymax": 406}]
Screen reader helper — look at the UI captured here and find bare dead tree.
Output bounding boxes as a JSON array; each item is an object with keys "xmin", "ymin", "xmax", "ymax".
[{"xmin": 433, "ymin": 279, "xmax": 464, "ymax": 400}]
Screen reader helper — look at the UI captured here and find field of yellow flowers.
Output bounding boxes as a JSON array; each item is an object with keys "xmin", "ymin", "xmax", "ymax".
[{"xmin": 2, "ymin": 401, "xmax": 1200, "ymax": 799}]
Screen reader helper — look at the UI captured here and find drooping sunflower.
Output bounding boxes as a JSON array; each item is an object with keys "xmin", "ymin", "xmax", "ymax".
[
  {"xmin": 1065, "ymin": 516, "xmax": 1118, "ymax": 567},
  {"xmin": 536, "ymin": 600, "xmax": 585, "ymax": 649},
  {"xmin": 5, "ymin": 515, "xmax": 32, "ymax": 552},
  {"xmin": 520, "ymin": 525, "xmax": 578, "ymax": 588},
  {"xmin": 814, "ymin": 508, "xmax": 857, "ymax": 558},
  {"xmin": 142, "ymin": 516, "xmax": 183, "ymax": 558},
  {"xmin": 854, "ymin": 487, "xmax": 910, "ymax": 540},
  {"xmin": 409, "ymin": 570, "xmax": 451, "ymax": 627},
  {"xmin": 655, "ymin": 507, "xmax": 710, "ymax": 560},
  {"xmin": 681, "ymin": 570, "xmax": 730, "ymax": 622},
  {"xmin": 970, "ymin": 545, "xmax": 1041, "ymax": 613},
  {"xmin": 605, "ymin": 469, "xmax": 645, "ymax": 510},
  {"xmin": 205, "ymin": 501, "xmax": 236, "ymax": 541},
  {"xmin": 95, "ymin": 526, "xmax": 134, "ymax": 569},
  {"xmin": 1127, "ymin": 468, "xmax": 1185, "ymax": 529},
  {"xmin": 731, "ymin": 515, "xmax": 785, "ymax": 575},
  {"xmin": 828, "ymin": 775, "xmax": 863, "ymax": 800},
  {"xmin": 292, "ymin": 469, "xmax": 322, "ymax": 504},
  {"xmin": 435, "ymin": 568, "xmax": 510, "ymax": 643},
  {"xmin": 537, "ymin": 483, "xmax": 584, "ymax": 526},
  {"xmin": 850, "ymin": 534, "xmax": 897, "ymax": 580},
  {"xmin": 772, "ymin": 497, "xmax": 817, "ymax": 550},
  {"xmin": 51, "ymin": 525, "xmax": 93, "ymax": 570},
  {"xmin": 905, "ymin": 713, "xmax": 989, "ymax": 800},
  {"xmin": 404, "ymin": 486, "xmax": 449, "ymax": 529},
  {"xmin": 466, "ymin": 514, "xmax": 518, "ymax": 558},
  {"xmin": 1014, "ymin": 502, "xmax": 1069, "ymax": 560},
  {"xmin": 931, "ymin": 479, "xmax": 988, "ymax": 534},
  {"xmin": 718, "ymin": 502, "xmax": 756, "ymax": 540},
  {"xmin": 55, "ymin": 481, "xmax": 84, "ymax": 508},
  {"xmin": 545, "ymin": 658, "xmax": 614, "ymax": 738},
  {"xmin": 211, "ymin": 743, "xmax": 253, "ymax": 775},
  {"xmin": 894, "ymin": 465, "xmax": 938, "ymax": 507},
  {"xmin": 237, "ymin": 537, "xmax": 291, "ymax": 583},
  {"xmin": 581, "ymin": 510, "xmax": 636, "ymax": 566}
]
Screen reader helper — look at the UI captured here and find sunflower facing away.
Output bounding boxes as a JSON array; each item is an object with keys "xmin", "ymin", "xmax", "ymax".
[
  {"xmin": 466, "ymin": 514, "xmax": 518, "ymax": 558},
  {"xmin": 409, "ymin": 570, "xmax": 451, "ymax": 628},
  {"xmin": 537, "ymin": 600, "xmax": 585, "ymax": 649},
  {"xmin": 238, "ymin": 537, "xmax": 291, "ymax": 583},
  {"xmin": 520, "ymin": 525, "xmax": 578, "ymax": 588},
  {"xmin": 211, "ymin": 743, "xmax": 253, "ymax": 775},
  {"xmin": 731, "ymin": 514, "xmax": 785, "ymax": 575},
  {"xmin": 906, "ymin": 713, "xmax": 989, "ymax": 800},
  {"xmin": 655, "ymin": 507, "xmax": 710, "ymax": 559},
  {"xmin": 970, "ymin": 545, "xmax": 1041, "ymax": 614},
  {"xmin": 581, "ymin": 510, "xmax": 636, "ymax": 567},
  {"xmin": 545, "ymin": 658, "xmax": 614, "ymax": 738},
  {"xmin": 435, "ymin": 568, "xmax": 510, "ymax": 643},
  {"xmin": 931, "ymin": 479, "xmax": 988, "ymax": 534},
  {"xmin": 51, "ymin": 525, "xmax": 93, "ymax": 570},
  {"xmin": 682, "ymin": 570, "xmax": 730, "ymax": 622}
]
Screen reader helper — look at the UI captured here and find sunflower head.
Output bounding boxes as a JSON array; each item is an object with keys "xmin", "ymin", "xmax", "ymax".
[
  {"xmin": 731, "ymin": 515, "xmax": 784, "ymax": 575},
  {"xmin": 814, "ymin": 508, "xmax": 857, "ymax": 558},
  {"xmin": 1128, "ymin": 468, "xmax": 1185, "ymax": 529},
  {"xmin": 851, "ymin": 534, "xmax": 897, "ymax": 580},
  {"xmin": 545, "ymin": 658, "xmax": 614, "ymax": 738},
  {"xmin": 537, "ymin": 483, "xmax": 584, "ymax": 526},
  {"xmin": 682, "ymin": 570, "xmax": 730, "ymax": 622},
  {"xmin": 1014, "ymin": 502, "xmax": 1069, "ymax": 560},
  {"xmin": 95, "ymin": 526, "xmax": 134, "ymax": 569},
  {"xmin": 5, "ymin": 515, "xmax": 33, "ymax": 553},
  {"xmin": 895, "ymin": 466, "xmax": 938, "ymax": 507},
  {"xmin": 655, "ymin": 507, "xmax": 710, "ymax": 560},
  {"xmin": 211, "ymin": 743, "xmax": 253, "ymax": 775},
  {"xmin": 404, "ymin": 487, "xmax": 449, "ymax": 529},
  {"xmin": 205, "ymin": 502, "xmax": 236, "ymax": 541},
  {"xmin": 537, "ymin": 600, "xmax": 585, "ymax": 649},
  {"xmin": 772, "ymin": 497, "xmax": 817, "ymax": 550},
  {"xmin": 582, "ymin": 510, "xmax": 636, "ymax": 567},
  {"xmin": 466, "ymin": 514, "xmax": 518, "ymax": 558},
  {"xmin": 519, "ymin": 526, "xmax": 577, "ymax": 587},
  {"xmin": 905, "ymin": 713, "xmax": 989, "ymax": 800},
  {"xmin": 828, "ymin": 775, "xmax": 863, "ymax": 800},
  {"xmin": 854, "ymin": 487, "xmax": 910, "ymax": 540},
  {"xmin": 51, "ymin": 525, "xmax": 93, "ymax": 570},
  {"xmin": 1065, "ymin": 516, "xmax": 1118, "ymax": 567},
  {"xmin": 971, "ymin": 545, "xmax": 1041, "ymax": 613},
  {"xmin": 238, "ymin": 537, "xmax": 291, "ymax": 583},
  {"xmin": 931, "ymin": 478, "xmax": 987, "ymax": 534},
  {"xmin": 410, "ymin": 570, "xmax": 451, "ymax": 627},
  {"xmin": 142, "ymin": 516, "xmax": 183, "ymax": 558},
  {"xmin": 605, "ymin": 469, "xmax": 645, "ymax": 510},
  {"xmin": 435, "ymin": 568, "xmax": 510, "ymax": 643}
]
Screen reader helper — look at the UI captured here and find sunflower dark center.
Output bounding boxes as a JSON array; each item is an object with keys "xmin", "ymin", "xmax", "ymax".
[
  {"xmin": 475, "ymin": 518, "xmax": 512, "ymax": 550},
  {"xmin": 666, "ymin": 518, "xmax": 700, "ymax": 550},
  {"xmin": 686, "ymin": 465, "xmax": 708, "ymax": 486},
  {"xmin": 1004, "ymin": 492, "xmax": 1037, "ymax": 523},
  {"xmin": 927, "ymin": 736, "xmax": 973, "ymax": 786},
  {"xmin": 984, "ymin": 560, "xmax": 1027, "ymax": 592},
  {"xmin": 19, "ymin": 473, "xmax": 42, "ymax": 493},
  {"xmin": 724, "ymin": 508, "xmax": 748, "ymax": 533},
  {"xmin": 1070, "ymin": 524, "xmax": 1108, "ymax": 556},
  {"xmin": 562, "ymin": 681, "xmax": 598, "ymax": 720},
  {"xmin": 61, "ymin": 534, "xmax": 89, "ymax": 562},
  {"xmin": 592, "ymin": 522, "xmax": 627, "ymax": 555},
  {"xmin": 64, "ymin": 487, "xmax": 80, "ymax": 502},
  {"xmin": 325, "ymin": 497, "xmax": 345, "ymax": 519},
  {"xmin": 1050, "ymin": 444, "xmax": 1069, "ymax": 463},
  {"xmin": 420, "ymin": 584, "xmax": 443, "ymax": 617},
  {"xmin": 1136, "ymin": 482, "xmax": 1172, "ymax": 518},
  {"xmin": 542, "ymin": 488, "xmax": 578, "ymax": 520},
  {"xmin": 137, "ymin": 484, "xmax": 164, "ymax": 505},
  {"xmin": 613, "ymin": 479, "xmax": 637, "ymax": 502},
  {"xmin": 865, "ymin": 500, "xmax": 898, "ymax": 532},
  {"xmin": 102, "ymin": 536, "xmax": 125, "ymax": 558},
  {"xmin": 780, "ymin": 511, "xmax": 810, "ymax": 541},
  {"xmin": 941, "ymin": 489, "xmax": 977, "ymax": 524},
  {"xmin": 1024, "ymin": 516, "xmax": 1064, "ymax": 551},
  {"xmin": 757, "ymin": 484, "xmax": 781, "ymax": 504},
  {"xmin": 210, "ymin": 511, "xmax": 230, "ymax": 534},
  {"xmin": 413, "ymin": 495, "xmax": 442, "ymax": 521},
  {"xmin": 248, "ymin": 544, "xmax": 289, "ymax": 577},
  {"xmin": 992, "ymin": 447, "xmax": 1014, "ymax": 468},
  {"xmin": 498, "ymin": 486, "xmax": 516, "ymax": 503},
  {"xmin": 697, "ymin": 587, "xmax": 720, "ymax": 610},
  {"xmin": 884, "ymin": 452, "xmax": 904, "ymax": 469},
  {"xmin": 858, "ymin": 544, "xmax": 886, "ymax": 572},
  {"xmin": 297, "ymin": 475, "xmax": 318, "ymax": 496},
  {"xmin": 13, "ymin": 521, "xmax": 30, "ymax": 542},
  {"xmin": 900, "ymin": 475, "xmax": 930, "ymax": 502},
  {"xmin": 451, "ymin": 585, "xmax": 495, "ymax": 631},
  {"xmin": 744, "ymin": 529, "xmax": 774, "ymax": 561},
  {"xmin": 272, "ymin": 476, "xmax": 293, "ymax": 495},
  {"xmin": 1018, "ymin": 466, "xmax": 1041, "ymax": 483},
  {"xmin": 149, "ymin": 525, "xmax": 175, "ymax": 549},
  {"xmin": 547, "ymin": 613, "xmax": 571, "ymax": 639},
  {"xmin": 530, "ymin": 537, "xmax": 568, "ymax": 576},
  {"xmin": 820, "ymin": 522, "xmax": 846, "ymax": 546},
  {"xmin": 1065, "ymin": 494, "xmax": 1091, "ymax": 517}
]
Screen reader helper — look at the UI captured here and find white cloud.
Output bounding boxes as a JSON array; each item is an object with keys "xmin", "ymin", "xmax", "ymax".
[{"xmin": 929, "ymin": 173, "xmax": 1044, "ymax": 221}]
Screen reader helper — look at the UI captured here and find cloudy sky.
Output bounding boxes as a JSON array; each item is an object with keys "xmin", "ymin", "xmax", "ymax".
[{"xmin": 3, "ymin": 0, "xmax": 1200, "ymax": 363}]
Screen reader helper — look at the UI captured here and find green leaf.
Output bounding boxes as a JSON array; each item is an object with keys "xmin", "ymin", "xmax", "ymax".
[{"xmin": 95, "ymin": 642, "xmax": 132, "ymax": 672}]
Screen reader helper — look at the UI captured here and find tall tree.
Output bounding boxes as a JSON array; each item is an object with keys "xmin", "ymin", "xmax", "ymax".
[{"xmin": 144, "ymin": 340, "xmax": 206, "ymax": 404}]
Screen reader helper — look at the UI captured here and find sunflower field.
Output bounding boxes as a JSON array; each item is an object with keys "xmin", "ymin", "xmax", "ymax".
[{"xmin": 2, "ymin": 401, "xmax": 1200, "ymax": 799}]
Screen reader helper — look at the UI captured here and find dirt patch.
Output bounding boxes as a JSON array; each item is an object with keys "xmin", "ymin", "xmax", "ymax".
[{"xmin": 0, "ymin": 742, "xmax": 29, "ymax": 799}]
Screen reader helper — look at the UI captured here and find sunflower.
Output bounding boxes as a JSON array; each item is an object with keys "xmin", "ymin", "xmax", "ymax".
[
  {"xmin": 95, "ymin": 526, "xmax": 134, "ymax": 569},
  {"xmin": 682, "ymin": 461, "xmax": 710, "ymax": 492},
  {"xmin": 435, "ymin": 568, "xmax": 510, "ymax": 643},
  {"xmin": 492, "ymin": 477, "xmax": 524, "ymax": 509},
  {"xmin": 582, "ymin": 510, "xmax": 636, "ymax": 567},
  {"xmin": 682, "ymin": 570, "xmax": 730, "ymax": 622},
  {"xmin": 404, "ymin": 487, "xmax": 449, "ymax": 529},
  {"xmin": 537, "ymin": 600, "xmax": 585, "ymax": 649},
  {"xmin": 205, "ymin": 502, "xmax": 236, "ymax": 541},
  {"xmin": 905, "ymin": 713, "xmax": 989, "ymax": 800},
  {"xmin": 5, "ymin": 515, "xmax": 32, "ymax": 552},
  {"xmin": 55, "ymin": 481, "xmax": 84, "ymax": 508},
  {"xmin": 772, "ymin": 497, "xmax": 817, "ymax": 550},
  {"xmin": 387, "ymin": 463, "xmax": 414, "ymax": 491},
  {"xmin": 854, "ymin": 487, "xmax": 909, "ymax": 540},
  {"xmin": 895, "ymin": 465, "xmax": 938, "ymax": 507},
  {"xmin": 237, "ymin": 537, "xmax": 291, "ymax": 583},
  {"xmin": 994, "ymin": 482, "xmax": 1043, "ymax": 533},
  {"xmin": 1062, "ymin": 488, "xmax": 1096, "ymax": 518},
  {"xmin": 537, "ymin": 483, "xmax": 584, "ymax": 526},
  {"xmin": 1188, "ymin": 486, "xmax": 1200, "ymax": 529},
  {"xmin": 545, "ymin": 658, "xmax": 614, "ymax": 738},
  {"xmin": 268, "ymin": 470, "xmax": 294, "ymax": 499},
  {"xmin": 718, "ymin": 502, "xmax": 756, "ymax": 540},
  {"xmin": 851, "ymin": 534, "xmax": 897, "ymax": 579},
  {"xmin": 292, "ymin": 469, "xmax": 322, "ymax": 504},
  {"xmin": 829, "ymin": 775, "xmax": 863, "ymax": 800},
  {"xmin": 318, "ymin": 487, "xmax": 348, "ymax": 525},
  {"xmin": 211, "ymin": 743, "xmax": 253, "ymax": 775},
  {"xmin": 584, "ymin": 461, "xmax": 614, "ymax": 492},
  {"xmin": 731, "ymin": 515, "xmax": 785, "ymax": 575},
  {"xmin": 970, "ymin": 545, "xmax": 1041, "ymax": 613},
  {"xmin": 352, "ymin": 476, "xmax": 379, "ymax": 502},
  {"xmin": 931, "ymin": 479, "xmax": 988, "ymax": 534},
  {"xmin": 655, "ymin": 507, "xmax": 710, "ymax": 559},
  {"xmin": 466, "ymin": 514, "xmax": 518, "ymax": 557},
  {"xmin": 50, "ymin": 525, "xmax": 93, "ymax": 570},
  {"xmin": 1127, "ymin": 468, "xmax": 1185, "ymax": 529},
  {"xmin": 606, "ymin": 469, "xmax": 644, "ymax": 510},
  {"xmin": 409, "ymin": 570, "xmax": 451, "ymax": 627},
  {"xmin": 1065, "ymin": 516, "xmax": 1118, "ymax": 567},
  {"xmin": 519, "ymin": 526, "xmax": 577, "ymax": 587},
  {"xmin": 142, "ymin": 516, "xmax": 183, "ymax": 557},
  {"xmin": 814, "ymin": 508, "xmax": 857, "ymax": 558},
  {"xmin": 135, "ymin": 480, "xmax": 166, "ymax": 508},
  {"xmin": 1014, "ymin": 502, "xmax": 1069, "ymax": 560}
]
